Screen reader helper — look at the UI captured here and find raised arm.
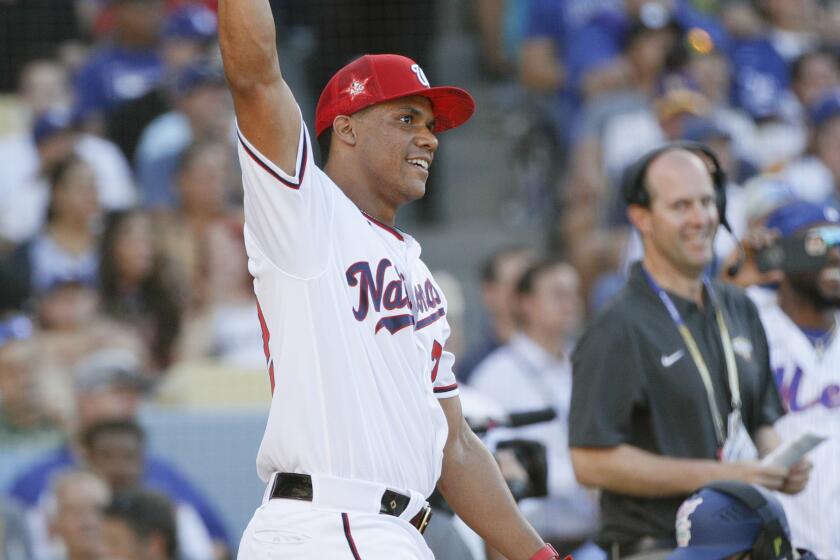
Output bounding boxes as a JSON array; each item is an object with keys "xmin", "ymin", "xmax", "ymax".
[{"xmin": 218, "ymin": 0, "xmax": 300, "ymax": 172}]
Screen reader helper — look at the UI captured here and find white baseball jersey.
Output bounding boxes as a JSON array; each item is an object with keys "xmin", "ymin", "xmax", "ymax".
[
  {"xmin": 236, "ymin": 113, "xmax": 459, "ymax": 500},
  {"xmin": 751, "ymin": 289, "xmax": 840, "ymax": 559}
]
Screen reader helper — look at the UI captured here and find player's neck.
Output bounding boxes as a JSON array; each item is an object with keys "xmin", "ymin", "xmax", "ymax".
[
  {"xmin": 326, "ymin": 162, "xmax": 398, "ymax": 225},
  {"xmin": 778, "ymin": 282, "xmax": 837, "ymax": 330},
  {"xmin": 642, "ymin": 253, "xmax": 705, "ymax": 306}
]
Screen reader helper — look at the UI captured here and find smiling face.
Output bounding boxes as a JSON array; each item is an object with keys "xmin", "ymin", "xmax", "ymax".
[
  {"xmin": 632, "ymin": 151, "xmax": 719, "ymax": 279},
  {"xmin": 350, "ymin": 95, "xmax": 439, "ymax": 207}
]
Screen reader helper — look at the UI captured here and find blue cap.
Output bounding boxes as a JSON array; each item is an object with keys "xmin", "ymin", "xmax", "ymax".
[
  {"xmin": 765, "ymin": 199, "xmax": 840, "ymax": 238},
  {"xmin": 809, "ymin": 89, "xmax": 840, "ymax": 129},
  {"xmin": 32, "ymin": 108, "xmax": 76, "ymax": 145},
  {"xmin": 171, "ymin": 59, "xmax": 225, "ymax": 98},
  {"xmin": 162, "ymin": 5, "xmax": 217, "ymax": 42},
  {"xmin": 667, "ymin": 484, "xmax": 789, "ymax": 560},
  {"xmin": 680, "ymin": 116, "xmax": 730, "ymax": 143}
]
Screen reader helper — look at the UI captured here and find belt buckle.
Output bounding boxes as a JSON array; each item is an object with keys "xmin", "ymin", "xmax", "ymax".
[{"xmin": 412, "ymin": 504, "xmax": 432, "ymax": 534}]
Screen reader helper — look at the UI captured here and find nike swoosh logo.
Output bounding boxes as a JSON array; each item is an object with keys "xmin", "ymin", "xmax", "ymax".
[{"xmin": 660, "ymin": 350, "xmax": 685, "ymax": 367}]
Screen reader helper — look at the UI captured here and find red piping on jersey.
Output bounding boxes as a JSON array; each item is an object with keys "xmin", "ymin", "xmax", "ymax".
[
  {"xmin": 256, "ymin": 301, "xmax": 276, "ymax": 393},
  {"xmin": 415, "ymin": 308, "xmax": 446, "ymax": 330},
  {"xmin": 342, "ymin": 513, "xmax": 363, "ymax": 560},
  {"xmin": 434, "ymin": 383, "xmax": 458, "ymax": 394},
  {"xmin": 237, "ymin": 131, "xmax": 308, "ymax": 190},
  {"xmin": 361, "ymin": 211, "xmax": 404, "ymax": 241}
]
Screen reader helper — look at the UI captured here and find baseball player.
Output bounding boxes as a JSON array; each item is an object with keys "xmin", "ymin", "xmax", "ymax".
[
  {"xmin": 218, "ymin": 2, "xmax": 564, "ymax": 560},
  {"xmin": 746, "ymin": 200, "xmax": 840, "ymax": 559}
]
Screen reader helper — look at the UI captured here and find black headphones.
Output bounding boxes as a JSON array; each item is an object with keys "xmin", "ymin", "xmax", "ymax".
[
  {"xmin": 705, "ymin": 481, "xmax": 793, "ymax": 560},
  {"xmin": 621, "ymin": 140, "xmax": 731, "ymax": 232}
]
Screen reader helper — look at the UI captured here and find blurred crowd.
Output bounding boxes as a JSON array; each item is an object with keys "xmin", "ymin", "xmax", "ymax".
[{"xmin": 1, "ymin": 0, "xmax": 840, "ymax": 559}]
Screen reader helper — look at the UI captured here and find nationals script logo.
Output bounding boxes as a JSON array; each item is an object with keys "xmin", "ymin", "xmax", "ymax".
[{"xmin": 345, "ymin": 258, "xmax": 443, "ymax": 335}]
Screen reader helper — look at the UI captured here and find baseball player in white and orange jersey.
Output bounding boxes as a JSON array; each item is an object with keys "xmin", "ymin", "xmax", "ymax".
[
  {"xmin": 748, "ymin": 200, "xmax": 840, "ymax": 559},
  {"xmin": 218, "ymin": 2, "xmax": 565, "ymax": 560}
]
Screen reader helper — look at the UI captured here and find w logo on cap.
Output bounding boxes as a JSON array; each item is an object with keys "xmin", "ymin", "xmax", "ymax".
[{"xmin": 410, "ymin": 64, "xmax": 430, "ymax": 87}]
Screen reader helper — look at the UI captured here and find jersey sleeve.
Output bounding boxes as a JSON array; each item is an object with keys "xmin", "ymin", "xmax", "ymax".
[
  {"xmin": 433, "ymin": 348, "xmax": 459, "ymax": 399},
  {"xmin": 568, "ymin": 312, "xmax": 645, "ymax": 448},
  {"xmin": 236, "ymin": 111, "xmax": 334, "ymax": 278}
]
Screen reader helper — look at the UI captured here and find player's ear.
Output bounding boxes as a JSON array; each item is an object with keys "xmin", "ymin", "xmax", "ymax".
[
  {"xmin": 627, "ymin": 204, "xmax": 651, "ymax": 236},
  {"xmin": 332, "ymin": 115, "xmax": 357, "ymax": 147}
]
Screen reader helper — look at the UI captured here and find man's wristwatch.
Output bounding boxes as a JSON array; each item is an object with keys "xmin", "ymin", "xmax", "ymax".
[{"xmin": 530, "ymin": 543, "xmax": 565, "ymax": 560}]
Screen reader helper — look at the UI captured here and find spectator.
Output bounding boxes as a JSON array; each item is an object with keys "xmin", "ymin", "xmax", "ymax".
[
  {"xmin": 6, "ymin": 348, "xmax": 231, "ymax": 560},
  {"xmin": 103, "ymin": 490, "xmax": 178, "ymax": 560},
  {"xmin": 15, "ymin": 60, "xmax": 74, "ymax": 125},
  {"xmin": 26, "ymin": 157, "xmax": 101, "ymax": 296},
  {"xmin": 791, "ymin": 49, "xmax": 840, "ymax": 111},
  {"xmin": 744, "ymin": 200, "xmax": 840, "ymax": 559},
  {"xmin": 680, "ymin": 42, "xmax": 759, "ymax": 168},
  {"xmin": 99, "ymin": 210, "xmax": 183, "ymax": 371},
  {"xmin": 565, "ymin": 0, "xmax": 725, "ymax": 103},
  {"xmin": 107, "ymin": 4, "xmax": 220, "ymax": 160},
  {"xmin": 756, "ymin": 0, "xmax": 821, "ymax": 61},
  {"xmin": 784, "ymin": 89, "xmax": 840, "ymax": 206},
  {"xmin": 568, "ymin": 147, "xmax": 806, "ymax": 555},
  {"xmin": 135, "ymin": 59, "xmax": 232, "ymax": 208},
  {"xmin": 26, "ymin": 279, "xmax": 148, "ymax": 397},
  {"xmin": 81, "ymin": 419, "xmax": 219, "ymax": 560},
  {"xmin": 470, "ymin": 260, "xmax": 600, "ymax": 555},
  {"xmin": 457, "ymin": 245, "xmax": 538, "ymax": 381},
  {"xmin": 0, "ymin": 107, "xmax": 135, "ymax": 245},
  {"xmin": 74, "ymin": 0, "xmax": 166, "ymax": 130},
  {"xmin": 177, "ymin": 219, "xmax": 263, "ymax": 369},
  {"xmin": 0, "ymin": 319, "xmax": 63, "ymax": 449},
  {"xmin": 158, "ymin": 140, "xmax": 241, "ymax": 311},
  {"xmin": 726, "ymin": 2, "xmax": 823, "ymax": 169},
  {"xmin": 46, "ymin": 470, "xmax": 111, "ymax": 560}
]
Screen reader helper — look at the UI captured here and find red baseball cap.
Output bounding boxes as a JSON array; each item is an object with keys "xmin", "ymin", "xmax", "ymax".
[{"xmin": 314, "ymin": 54, "xmax": 475, "ymax": 137}]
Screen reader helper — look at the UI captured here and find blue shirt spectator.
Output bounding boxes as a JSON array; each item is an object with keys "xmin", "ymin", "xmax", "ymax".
[
  {"xmin": 75, "ymin": 45, "xmax": 164, "ymax": 117},
  {"xmin": 563, "ymin": 0, "xmax": 727, "ymax": 100},
  {"xmin": 7, "ymin": 444, "xmax": 231, "ymax": 548}
]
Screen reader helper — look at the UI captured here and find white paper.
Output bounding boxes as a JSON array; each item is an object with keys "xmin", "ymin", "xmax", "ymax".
[{"xmin": 761, "ymin": 432, "xmax": 828, "ymax": 468}]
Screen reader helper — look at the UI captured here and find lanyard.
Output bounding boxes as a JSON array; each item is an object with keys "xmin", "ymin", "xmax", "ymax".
[{"xmin": 642, "ymin": 268, "xmax": 741, "ymax": 446}]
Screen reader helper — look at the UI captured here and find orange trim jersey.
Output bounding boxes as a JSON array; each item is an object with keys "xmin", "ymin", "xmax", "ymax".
[{"xmin": 237, "ymin": 113, "xmax": 458, "ymax": 498}]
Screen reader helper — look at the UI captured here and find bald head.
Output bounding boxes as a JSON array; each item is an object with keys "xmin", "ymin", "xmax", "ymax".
[
  {"xmin": 628, "ymin": 147, "xmax": 720, "ymax": 280},
  {"xmin": 645, "ymin": 149, "xmax": 713, "ymax": 204}
]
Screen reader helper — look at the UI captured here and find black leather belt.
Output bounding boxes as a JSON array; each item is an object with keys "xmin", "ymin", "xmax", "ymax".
[
  {"xmin": 612, "ymin": 536, "xmax": 676, "ymax": 559},
  {"xmin": 269, "ymin": 473, "xmax": 432, "ymax": 534}
]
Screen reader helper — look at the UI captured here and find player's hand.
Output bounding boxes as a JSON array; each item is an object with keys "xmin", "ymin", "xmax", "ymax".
[
  {"xmin": 780, "ymin": 458, "xmax": 813, "ymax": 495},
  {"xmin": 729, "ymin": 461, "xmax": 789, "ymax": 490},
  {"xmin": 724, "ymin": 228, "xmax": 785, "ymax": 287}
]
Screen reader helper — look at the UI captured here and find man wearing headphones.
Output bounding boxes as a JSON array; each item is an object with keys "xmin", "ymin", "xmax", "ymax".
[{"xmin": 568, "ymin": 144, "xmax": 810, "ymax": 559}]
